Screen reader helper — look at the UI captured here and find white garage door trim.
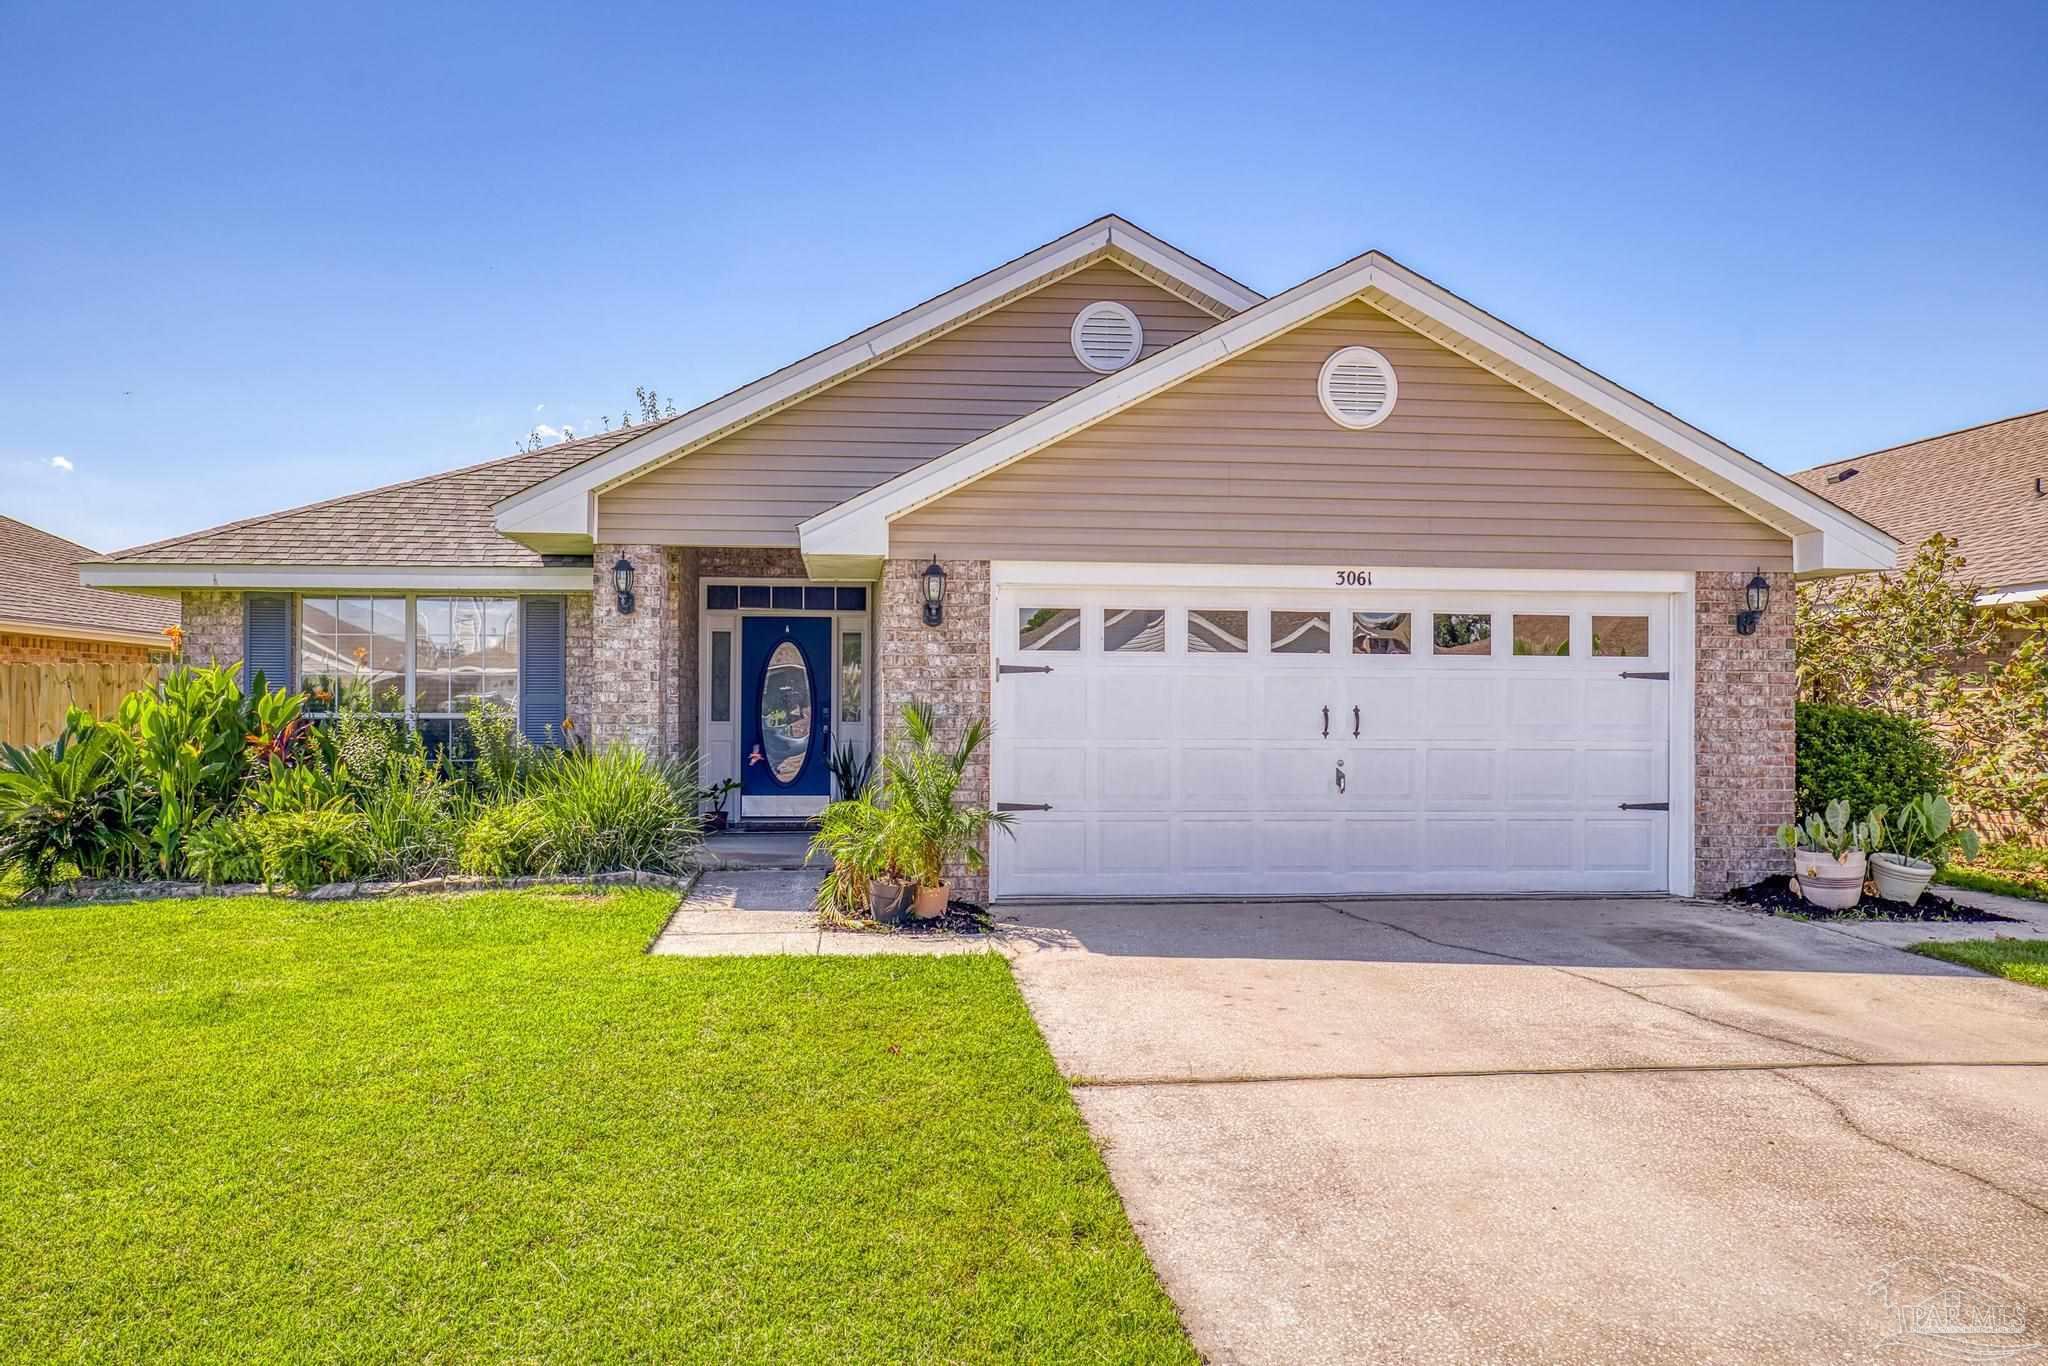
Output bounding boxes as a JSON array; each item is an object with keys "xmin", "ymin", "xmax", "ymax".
[{"xmin": 989, "ymin": 563, "xmax": 1696, "ymax": 901}]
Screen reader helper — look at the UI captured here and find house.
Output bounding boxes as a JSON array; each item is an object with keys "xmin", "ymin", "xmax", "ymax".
[
  {"xmin": 0, "ymin": 515, "xmax": 177, "ymax": 665},
  {"xmin": 80, "ymin": 216, "xmax": 1894, "ymax": 901},
  {"xmin": 1791, "ymin": 408, "xmax": 2048, "ymax": 606}
]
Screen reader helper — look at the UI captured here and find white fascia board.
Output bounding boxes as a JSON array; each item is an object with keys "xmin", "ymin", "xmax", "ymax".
[
  {"xmin": 1103, "ymin": 218, "xmax": 1264, "ymax": 312},
  {"xmin": 1980, "ymin": 582, "xmax": 2048, "ymax": 606},
  {"xmin": 80, "ymin": 564, "xmax": 593, "ymax": 593},
  {"xmin": 806, "ymin": 249, "xmax": 1898, "ymax": 577}
]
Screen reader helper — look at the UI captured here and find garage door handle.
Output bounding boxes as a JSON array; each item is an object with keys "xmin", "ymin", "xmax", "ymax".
[
  {"xmin": 1353, "ymin": 705, "xmax": 1360, "ymax": 738},
  {"xmin": 1619, "ymin": 671, "xmax": 1670, "ymax": 681},
  {"xmin": 998, "ymin": 802, "xmax": 1052, "ymax": 813},
  {"xmin": 1322, "ymin": 706, "xmax": 1329, "ymax": 738},
  {"xmin": 1618, "ymin": 802, "xmax": 1670, "ymax": 811}
]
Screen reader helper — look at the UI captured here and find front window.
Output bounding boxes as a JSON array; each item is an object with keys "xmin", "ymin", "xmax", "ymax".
[{"xmin": 299, "ymin": 595, "xmax": 520, "ymax": 752}]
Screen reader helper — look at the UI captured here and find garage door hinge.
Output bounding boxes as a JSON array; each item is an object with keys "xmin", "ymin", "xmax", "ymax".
[
  {"xmin": 1618, "ymin": 802, "xmax": 1670, "ymax": 811},
  {"xmin": 998, "ymin": 664, "xmax": 1055, "ymax": 677},
  {"xmin": 1618, "ymin": 670, "xmax": 1671, "ymax": 681},
  {"xmin": 997, "ymin": 802, "xmax": 1052, "ymax": 813}
]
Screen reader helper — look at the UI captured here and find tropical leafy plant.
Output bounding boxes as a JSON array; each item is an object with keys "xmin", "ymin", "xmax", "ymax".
[
  {"xmin": 1867, "ymin": 795, "xmax": 1982, "ymax": 868},
  {"xmin": 244, "ymin": 753, "xmax": 352, "ymax": 815},
  {"xmin": 185, "ymin": 813, "xmax": 267, "ymax": 886},
  {"xmin": 1777, "ymin": 799, "xmax": 1870, "ymax": 861},
  {"xmin": 0, "ymin": 720, "xmax": 149, "ymax": 889},
  {"xmin": 115, "ymin": 663, "xmax": 263, "ymax": 875},
  {"xmin": 252, "ymin": 809, "xmax": 370, "ymax": 892}
]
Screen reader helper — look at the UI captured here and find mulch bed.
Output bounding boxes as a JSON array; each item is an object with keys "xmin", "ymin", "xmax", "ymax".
[
  {"xmin": 891, "ymin": 900, "xmax": 993, "ymax": 935},
  {"xmin": 1726, "ymin": 875, "xmax": 2018, "ymax": 923}
]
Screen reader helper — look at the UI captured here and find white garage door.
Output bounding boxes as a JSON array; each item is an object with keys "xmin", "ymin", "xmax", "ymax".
[{"xmin": 990, "ymin": 580, "xmax": 1681, "ymax": 899}]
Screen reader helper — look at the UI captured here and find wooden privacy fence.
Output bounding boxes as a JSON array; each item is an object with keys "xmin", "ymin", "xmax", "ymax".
[{"xmin": 0, "ymin": 661, "xmax": 159, "ymax": 748}]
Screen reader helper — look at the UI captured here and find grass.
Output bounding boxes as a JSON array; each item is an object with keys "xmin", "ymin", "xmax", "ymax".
[
  {"xmin": 1910, "ymin": 937, "xmax": 2048, "ymax": 988},
  {"xmin": 1939, "ymin": 841, "xmax": 2048, "ymax": 904},
  {"xmin": 0, "ymin": 887, "xmax": 1193, "ymax": 1362}
]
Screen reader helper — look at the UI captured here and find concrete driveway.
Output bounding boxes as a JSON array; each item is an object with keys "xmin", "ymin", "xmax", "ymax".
[{"xmin": 1000, "ymin": 898, "xmax": 2048, "ymax": 1364}]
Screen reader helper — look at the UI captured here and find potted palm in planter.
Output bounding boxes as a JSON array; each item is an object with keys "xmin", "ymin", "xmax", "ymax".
[
  {"xmin": 1777, "ymin": 799, "xmax": 1871, "ymax": 910},
  {"xmin": 1866, "ymin": 795, "xmax": 1980, "ymax": 904},
  {"xmin": 808, "ymin": 702, "xmax": 1012, "ymax": 925}
]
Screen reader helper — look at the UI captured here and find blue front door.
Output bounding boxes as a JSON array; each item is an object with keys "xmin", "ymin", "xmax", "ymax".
[{"xmin": 741, "ymin": 615, "xmax": 832, "ymax": 797}]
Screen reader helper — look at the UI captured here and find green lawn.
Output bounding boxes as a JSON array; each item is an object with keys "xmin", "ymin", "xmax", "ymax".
[
  {"xmin": 1939, "ymin": 842, "xmax": 2048, "ymax": 904},
  {"xmin": 1910, "ymin": 937, "xmax": 2048, "ymax": 988},
  {"xmin": 0, "ymin": 888, "xmax": 1193, "ymax": 1362}
]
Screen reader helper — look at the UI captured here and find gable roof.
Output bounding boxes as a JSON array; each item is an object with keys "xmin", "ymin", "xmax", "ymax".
[
  {"xmin": 81, "ymin": 424, "xmax": 662, "ymax": 592},
  {"xmin": 0, "ymin": 516, "xmax": 178, "ymax": 643},
  {"xmin": 799, "ymin": 249, "xmax": 1899, "ymax": 580},
  {"xmin": 491, "ymin": 215, "xmax": 1263, "ymax": 553},
  {"xmin": 1790, "ymin": 408, "xmax": 2048, "ymax": 596}
]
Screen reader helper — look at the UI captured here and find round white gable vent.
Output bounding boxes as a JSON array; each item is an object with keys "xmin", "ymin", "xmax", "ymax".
[
  {"xmin": 1318, "ymin": 346, "xmax": 1399, "ymax": 429},
  {"xmin": 1071, "ymin": 301, "xmax": 1144, "ymax": 373}
]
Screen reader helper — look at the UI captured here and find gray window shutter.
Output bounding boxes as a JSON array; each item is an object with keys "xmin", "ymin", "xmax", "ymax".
[
  {"xmin": 242, "ymin": 594, "xmax": 293, "ymax": 693},
  {"xmin": 519, "ymin": 595, "xmax": 568, "ymax": 746}
]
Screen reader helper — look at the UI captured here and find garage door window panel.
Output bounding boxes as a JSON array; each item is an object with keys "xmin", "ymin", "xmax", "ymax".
[
  {"xmin": 1104, "ymin": 608, "xmax": 1166, "ymax": 653},
  {"xmin": 1512, "ymin": 614, "xmax": 1573, "ymax": 658},
  {"xmin": 1270, "ymin": 611, "xmax": 1331, "ymax": 655},
  {"xmin": 1352, "ymin": 611, "xmax": 1413, "ymax": 655},
  {"xmin": 1592, "ymin": 614, "xmax": 1653, "ymax": 658},
  {"xmin": 1432, "ymin": 612, "xmax": 1494, "ymax": 657},
  {"xmin": 1188, "ymin": 609, "xmax": 1249, "ymax": 654},
  {"xmin": 1020, "ymin": 607, "xmax": 1082, "ymax": 652}
]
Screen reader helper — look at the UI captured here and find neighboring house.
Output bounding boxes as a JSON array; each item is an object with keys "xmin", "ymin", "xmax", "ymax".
[
  {"xmin": 1792, "ymin": 408, "xmax": 2048, "ymax": 606},
  {"xmin": 0, "ymin": 515, "xmax": 176, "ymax": 665},
  {"xmin": 80, "ymin": 216, "xmax": 1894, "ymax": 901}
]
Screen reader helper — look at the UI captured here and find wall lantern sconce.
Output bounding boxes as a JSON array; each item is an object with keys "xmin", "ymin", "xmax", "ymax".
[
  {"xmin": 921, "ymin": 557, "xmax": 946, "ymax": 627},
  {"xmin": 1734, "ymin": 568, "xmax": 1769, "ymax": 636},
  {"xmin": 612, "ymin": 555, "xmax": 637, "ymax": 615}
]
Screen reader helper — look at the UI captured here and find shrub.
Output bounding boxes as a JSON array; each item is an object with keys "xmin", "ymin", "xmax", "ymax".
[
  {"xmin": 359, "ymin": 758, "xmax": 464, "ymax": 880},
  {"xmin": 185, "ymin": 813, "xmax": 267, "ymax": 885},
  {"xmin": 0, "ymin": 720, "xmax": 150, "ymax": 889},
  {"xmin": 463, "ymin": 700, "xmax": 538, "ymax": 798},
  {"xmin": 117, "ymin": 663, "xmax": 265, "ymax": 875},
  {"xmin": 527, "ymin": 746, "xmax": 700, "ymax": 874},
  {"xmin": 1795, "ymin": 702, "xmax": 1945, "ymax": 819},
  {"xmin": 252, "ymin": 809, "xmax": 369, "ymax": 892},
  {"xmin": 457, "ymin": 799, "xmax": 549, "ymax": 878}
]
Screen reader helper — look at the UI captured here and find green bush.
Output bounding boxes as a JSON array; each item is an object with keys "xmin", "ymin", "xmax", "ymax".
[
  {"xmin": 359, "ymin": 758, "xmax": 464, "ymax": 880},
  {"xmin": 1795, "ymin": 702, "xmax": 1945, "ymax": 818},
  {"xmin": 185, "ymin": 814, "xmax": 267, "ymax": 885},
  {"xmin": 457, "ymin": 799, "xmax": 549, "ymax": 878},
  {"xmin": 118, "ymin": 664, "xmax": 266, "ymax": 875},
  {"xmin": 527, "ymin": 746, "xmax": 700, "ymax": 874},
  {"xmin": 253, "ymin": 809, "xmax": 370, "ymax": 892}
]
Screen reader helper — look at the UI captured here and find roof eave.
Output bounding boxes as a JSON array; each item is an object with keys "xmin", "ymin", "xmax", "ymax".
[{"xmin": 80, "ymin": 563, "xmax": 593, "ymax": 593}]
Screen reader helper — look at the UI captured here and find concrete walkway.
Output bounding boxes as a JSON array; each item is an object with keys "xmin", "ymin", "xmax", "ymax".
[
  {"xmin": 647, "ymin": 869, "xmax": 993, "ymax": 956},
  {"xmin": 1817, "ymin": 881, "xmax": 2048, "ymax": 949},
  {"xmin": 1002, "ymin": 896, "xmax": 2048, "ymax": 1364}
]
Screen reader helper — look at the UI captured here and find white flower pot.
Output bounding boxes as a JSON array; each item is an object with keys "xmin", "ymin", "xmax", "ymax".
[
  {"xmin": 1790, "ymin": 849, "xmax": 1866, "ymax": 910},
  {"xmin": 1870, "ymin": 852, "xmax": 1935, "ymax": 905}
]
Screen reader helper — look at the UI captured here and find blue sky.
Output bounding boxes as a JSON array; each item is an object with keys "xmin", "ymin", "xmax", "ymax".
[{"xmin": 4, "ymin": 0, "xmax": 2043, "ymax": 552}]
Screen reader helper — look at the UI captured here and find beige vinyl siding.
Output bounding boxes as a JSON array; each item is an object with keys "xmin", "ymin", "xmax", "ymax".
[
  {"xmin": 596, "ymin": 263, "xmax": 1218, "ymax": 546},
  {"xmin": 890, "ymin": 300, "xmax": 1792, "ymax": 571}
]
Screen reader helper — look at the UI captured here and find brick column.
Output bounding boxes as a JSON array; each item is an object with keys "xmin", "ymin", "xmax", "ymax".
[
  {"xmin": 179, "ymin": 591, "xmax": 244, "ymax": 669},
  {"xmin": 1694, "ymin": 570, "xmax": 1796, "ymax": 896},
  {"xmin": 564, "ymin": 593, "xmax": 594, "ymax": 742},
  {"xmin": 590, "ymin": 544, "xmax": 682, "ymax": 756},
  {"xmin": 878, "ymin": 558, "xmax": 993, "ymax": 903}
]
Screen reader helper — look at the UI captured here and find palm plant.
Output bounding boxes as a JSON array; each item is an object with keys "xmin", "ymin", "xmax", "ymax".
[{"xmin": 0, "ymin": 721, "xmax": 150, "ymax": 889}]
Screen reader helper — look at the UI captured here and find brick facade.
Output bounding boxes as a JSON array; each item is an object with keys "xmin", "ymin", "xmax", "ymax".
[
  {"xmin": 1694, "ymin": 570, "xmax": 1797, "ymax": 896},
  {"xmin": 0, "ymin": 629, "xmax": 166, "ymax": 666},
  {"xmin": 590, "ymin": 543, "xmax": 684, "ymax": 755},
  {"xmin": 877, "ymin": 558, "xmax": 992, "ymax": 902},
  {"xmin": 565, "ymin": 592, "xmax": 594, "ymax": 742},
  {"xmin": 179, "ymin": 591, "xmax": 245, "ymax": 670}
]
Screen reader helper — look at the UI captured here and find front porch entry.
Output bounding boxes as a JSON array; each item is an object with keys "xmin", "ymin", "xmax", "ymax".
[{"xmin": 699, "ymin": 575, "xmax": 873, "ymax": 823}]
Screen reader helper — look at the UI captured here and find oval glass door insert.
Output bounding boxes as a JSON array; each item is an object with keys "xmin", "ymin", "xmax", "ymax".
[{"xmin": 759, "ymin": 640, "xmax": 812, "ymax": 784}]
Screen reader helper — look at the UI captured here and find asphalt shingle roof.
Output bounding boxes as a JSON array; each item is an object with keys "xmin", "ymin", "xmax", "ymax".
[
  {"xmin": 1792, "ymin": 409, "xmax": 2048, "ymax": 589},
  {"xmin": 0, "ymin": 516, "xmax": 180, "ymax": 638},
  {"xmin": 96, "ymin": 422, "xmax": 666, "ymax": 567}
]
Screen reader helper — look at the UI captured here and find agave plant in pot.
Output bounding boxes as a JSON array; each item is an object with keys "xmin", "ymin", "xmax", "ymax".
[
  {"xmin": 1777, "ymin": 799, "xmax": 1871, "ymax": 911},
  {"xmin": 1866, "ymin": 795, "xmax": 1980, "ymax": 905}
]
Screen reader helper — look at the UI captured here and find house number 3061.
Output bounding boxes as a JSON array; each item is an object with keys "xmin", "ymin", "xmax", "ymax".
[{"xmin": 1334, "ymin": 569, "xmax": 1374, "ymax": 587}]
